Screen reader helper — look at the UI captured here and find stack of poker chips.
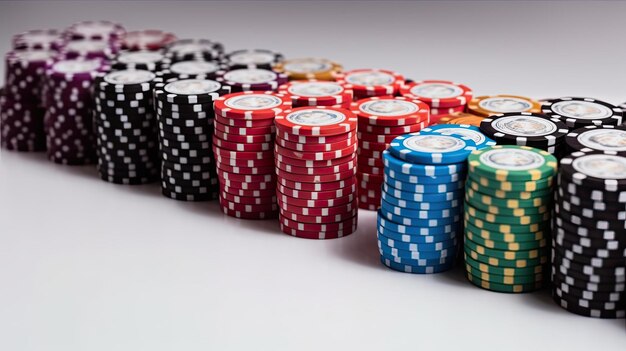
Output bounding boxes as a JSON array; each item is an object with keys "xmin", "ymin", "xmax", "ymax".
[
  {"xmin": 278, "ymin": 80, "xmax": 353, "ymax": 109},
  {"xmin": 542, "ymin": 97, "xmax": 624, "ymax": 129},
  {"xmin": 353, "ymin": 96, "xmax": 430, "ymax": 210},
  {"xmin": 64, "ymin": 20, "xmax": 126, "ymax": 42},
  {"xmin": 272, "ymin": 57, "xmax": 342, "ymax": 81},
  {"xmin": 121, "ymin": 30, "xmax": 177, "ymax": 51},
  {"xmin": 274, "ymin": 106, "xmax": 358, "ymax": 239},
  {"xmin": 378, "ymin": 131, "xmax": 478, "ymax": 273},
  {"xmin": 111, "ymin": 50, "xmax": 170, "ymax": 72},
  {"xmin": 43, "ymin": 58, "xmax": 110, "ymax": 164},
  {"xmin": 564, "ymin": 125, "xmax": 626, "ymax": 154},
  {"xmin": 224, "ymin": 49, "xmax": 283, "ymax": 70},
  {"xmin": 213, "ymin": 92, "xmax": 290, "ymax": 219},
  {"xmin": 553, "ymin": 151, "xmax": 626, "ymax": 318},
  {"xmin": 400, "ymin": 80, "xmax": 473, "ymax": 125},
  {"xmin": 1, "ymin": 50, "xmax": 54, "ymax": 151},
  {"xmin": 164, "ymin": 39, "xmax": 224, "ymax": 63},
  {"xmin": 154, "ymin": 79, "xmax": 230, "ymax": 201},
  {"xmin": 479, "ymin": 112, "xmax": 570, "ymax": 157},
  {"xmin": 156, "ymin": 60, "xmax": 226, "ymax": 82},
  {"xmin": 335, "ymin": 69, "xmax": 404, "ymax": 100},
  {"xmin": 468, "ymin": 94, "xmax": 542, "ymax": 118},
  {"xmin": 93, "ymin": 69, "xmax": 160, "ymax": 184},
  {"xmin": 437, "ymin": 111, "xmax": 486, "ymax": 127},
  {"xmin": 464, "ymin": 145, "xmax": 556, "ymax": 293},
  {"xmin": 215, "ymin": 68, "xmax": 288, "ymax": 93},
  {"xmin": 12, "ymin": 29, "xmax": 63, "ymax": 51}
]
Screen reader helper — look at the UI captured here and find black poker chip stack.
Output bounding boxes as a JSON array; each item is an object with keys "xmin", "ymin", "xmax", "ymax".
[
  {"xmin": 93, "ymin": 69, "xmax": 160, "ymax": 184},
  {"xmin": 154, "ymin": 78, "xmax": 231, "ymax": 201},
  {"xmin": 552, "ymin": 150, "xmax": 626, "ymax": 318}
]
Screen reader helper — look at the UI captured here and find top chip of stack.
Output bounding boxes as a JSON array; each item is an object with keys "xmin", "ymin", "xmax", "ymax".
[
  {"xmin": 273, "ymin": 57, "xmax": 342, "ymax": 81},
  {"xmin": 64, "ymin": 20, "xmax": 126, "ymax": 41},
  {"xmin": 541, "ymin": 97, "xmax": 623, "ymax": 129},
  {"xmin": 464, "ymin": 145, "xmax": 557, "ymax": 293},
  {"xmin": 156, "ymin": 60, "xmax": 227, "ymax": 81},
  {"xmin": 12, "ymin": 29, "xmax": 63, "ymax": 51},
  {"xmin": 225, "ymin": 49, "xmax": 283, "ymax": 70},
  {"xmin": 552, "ymin": 150, "xmax": 626, "ymax": 318},
  {"xmin": 564, "ymin": 125, "xmax": 626, "ymax": 154},
  {"xmin": 216, "ymin": 68, "xmax": 287, "ymax": 93},
  {"xmin": 335, "ymin": 69, "xmax": 404, "ymax": 100},
  {"xmin": 468, "ymin": 94, "xmax": 542, "ymax": 117},
  {"xmin": 400, "ymin": 80, "xmax": 473, "ymax": 124},
  {"xmin": 111, "ymin": 50, "xmax": 171, "ymax": 71},
  {"xmin": 121, "ymin": 29, "xmax": 177, "ymax": 51},
  {"xmin": 164, "ymin": 39, "xmax": 224, "ymax": 63},
  {"xmin": 479, "ymin": 112, "xmax": 570, "ymax": 157},
  {"xmin": 278, "ymin": 80, "xmax": 353, "ymax": 109}
]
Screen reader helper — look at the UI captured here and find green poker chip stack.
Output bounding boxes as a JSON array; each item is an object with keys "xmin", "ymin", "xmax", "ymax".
[{"xmin": 463, "ymin": 145, "xmax": 557, "ymax": 293}]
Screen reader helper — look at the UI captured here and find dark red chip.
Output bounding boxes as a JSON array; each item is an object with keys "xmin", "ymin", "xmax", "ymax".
[
  {"xmin": 275, "ymin": 143, "xmax": 357, "ymax": 161},
  {"xmin": 277, "ymin": 191, "xmax": 355, "ymax": 208},
  {"xmin": 274, "ymin": 152, "xmax": 355, "ymax": 168},
  {"xmin": 277, "ymin": 182, "xmax": 356, "ymax": 200},
  {"xmin": 279, "ymin": 222, "xmax": 357, "ymax": 239},
  {"xmin": 275, "ymin": 157, "xmax": 356, "ymax": 175},
  {"xmin": 220, "ymin": 192, "xmax": 277, "ymax": 205},
  {"xmin": 212, "ymin": 135, "xmax": 273, "ymax": 152},
  {"xmin": 276, "ymin": 135, "xmax": 357, "ymax": 152},
  {"xmin": 276, "ymin": 167, "xmax": 357, "ymax": 183},
  {"xmin": 276, "ymin": 130, "xmax": 355, "ymax": 144},
  {"xmin": 280, "ymin": 214, "xmax": 358, "ymax": 232},
  {"xmin": 277, "ymin": 176, "xmax": 356, "ymax": 192}
]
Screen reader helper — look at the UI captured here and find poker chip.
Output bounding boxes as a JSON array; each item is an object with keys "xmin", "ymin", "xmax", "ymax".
[
  {"xmin": 57, "ymin": 38, "xmax": 120, "ymax": 60},
  {"xmin": 112, "ymin": 50, "xmax": 170, "ymax": 71},
  {"xmin": 12, "ymin": 29, "xmax": 63, "ymax": 51},
  {"xmin": 156, "ymin": 60, "xmax": 226, "ymax": 81},
  {"xmin": 272, "ymin": 57, "xmax": 342, "ymax": 81},
  {"xmin": 400, "ymin": 80, "xmax": 473, "ymax": 107},
  {"xmin": 42, "ymin": 57, "xmax": 110, "ymax": 164},
  {"xmin": 376, "ymin": 133, "xmax": 473, "ymax": 274},
  {"xmin": 389, "ymin": 132, "xmax": 477, "ymax": 164},
  {"xmin": 164, "ymin": 38, "xmax": 224, "ymax": 62},
  {"xmin": 354, "ymin": 96, "xmax": 430, "ymax": 208},
  {"xmin": 225, "ymin": 49, "xmax": 283, "ymax": 70},
  {"xmin": 479, "ymin": 112, "xmax": 569, "ymax": 156},
  {"xmin": 121, "ymin": 29, "xmax": 177, "ymax": 51},
  {"xmin": 214, "ymin": 92, "xmax": 286, "ymax": 218},
  {"xmin": 278, "ymin": 80, "xmax": 353, "ymax": 108},
  {"xmin": 541, "ymin": 97, "xmax": 623, "ymax": 129},
  {"xmin": 216, "ymin": 68, "xmax": 288, "ymax": 93},
  {"xmin": 335, "ymin": 69, "xmax": 404, "ymax": 100},
  {"xmin": 1, "ymin": 50, "xmax": 55, "ymax": 151},
  {"xmin": 94, "ymin": 69, "xmax": 160, "ymax": 183},
  {"xmin": 420, "ymin": 124, "xmax": 496, "ymax": 150},
  {"xmin": 464, "ymin": 145, "xmax": 556, "ymax": 293},
  {"xmin": 156, "ymin": 80, "xmax": 231, "ymax": 201},
  {"xmin": 468, "ymin": 95, "xmax": 542, "ymax": 117},
  {"xmin": 443, "ymin": 112, "xmax": 486, "ymax": 127},
  {"xmin": 275, "ymin": 105, "xmax": 357, "ymax": 237},
  {"xmin": 564, "ymin": 124, "xmax": 626, "ymax": 154}
]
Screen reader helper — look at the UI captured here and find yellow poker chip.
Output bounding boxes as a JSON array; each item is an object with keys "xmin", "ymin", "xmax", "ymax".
[
  {"xmin": 468, "ymin": 94, "xmax": 542, "ymax": 117},
  {"xmin": 273, "ymin": 58, "xmax": 342, "ymax": 81}
]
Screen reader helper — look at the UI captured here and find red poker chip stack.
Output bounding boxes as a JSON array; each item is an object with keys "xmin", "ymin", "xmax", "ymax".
[
  {"xmin": 121, "ymin": 29, "xmax": 177, "ymax": 51},
  {"xmin": 213, "ymin": 91, "xmax": 292, "ymax": 219},
  {"xmin": 400, "ymin": 80, "xmax": 473, "ymax": 125},
  {"xmin": 354, "ymin": 96, "xmax": 430, "ymax": 210},
  {"xmin": 335, "ymin": 69, "xmax": 404, "ymax": 101},
  {"xmin": 277, "ymin": 80, "xmax": 353, "ymax": 109},
  {"xmin": 274, "ymin": 106, "xmax": 359, "ymax": 239}
]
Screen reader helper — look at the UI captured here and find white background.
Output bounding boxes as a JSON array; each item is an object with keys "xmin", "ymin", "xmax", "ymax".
[{"xmin": 0, "ymin": 1, "xmax": 624, "ymax": 350}]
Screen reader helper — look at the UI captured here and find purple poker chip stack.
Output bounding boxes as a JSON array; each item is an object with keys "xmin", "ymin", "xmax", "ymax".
[
  {"xmin": 64, "ymin": 20, "xmax": 126, "ymax": 42},
  {"xmin": 12, "ymin": 29, "xmax": 63, "ymax": 51},
  {"xmin": 0, "ymin": 50, "xmax": 55, "ymax": 151},
  {"xmin": 43, "ymin": 57, "xmax": 110, "ymax": 165},
  {"xmin": 93, "ymin": 69, "xmax": 161, "ymax": 184}
]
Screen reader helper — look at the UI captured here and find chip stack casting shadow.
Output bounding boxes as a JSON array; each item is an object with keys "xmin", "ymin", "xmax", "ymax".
[
  {"xmin": 353, "ymin": 96, "xmax": 430, "ymax": 210},
  {"xmin": 154, "ymin": 79, "xmax": 231, "ymax": 201},
  {"xmin": 464, "ymin": 145, "xmax": 556, "ymax": 293},
  {"xmin": 43, "ymin": 58, "xmax": 110, "ymax": 164},
  {"xmin": 377, "ymin": 132, "xmax": 477, "ymax": 273},
  {"xmin": 400, "ymin": 80, "xmax": 473, "ymax": 125},
  {"xmin": 1, "ymin": 50, "xmax": 55, "ymax": 151},
  {"xmin": 93, "ymin": 69, "xmax": 160, "ymax": 184},
  {"xmin": 274, "ymin": 106, "xmax": 358, "ymax": 239},
  {"xmin": 552, "ymin": 151, "xmax": 626, "ymax": 318},
  {"xmin": 213, "ymin": 91, "xmax": 291, "ymax": 219}
]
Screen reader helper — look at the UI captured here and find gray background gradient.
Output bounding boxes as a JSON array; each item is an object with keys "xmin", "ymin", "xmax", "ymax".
[{"xmin": 0, "ymin": 1, "xmax": 625, "ymax": 351}]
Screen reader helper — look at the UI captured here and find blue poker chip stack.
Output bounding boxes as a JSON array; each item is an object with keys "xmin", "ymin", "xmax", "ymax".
[{"xmin": 377, "ymin": 126, "xmax": 494, "ymax": 274}]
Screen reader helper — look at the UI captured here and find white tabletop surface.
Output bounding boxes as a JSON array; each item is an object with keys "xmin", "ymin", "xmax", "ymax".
[{"xmin": 0, "ymin": 1, "xmax": 624, "ymax": 350}]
